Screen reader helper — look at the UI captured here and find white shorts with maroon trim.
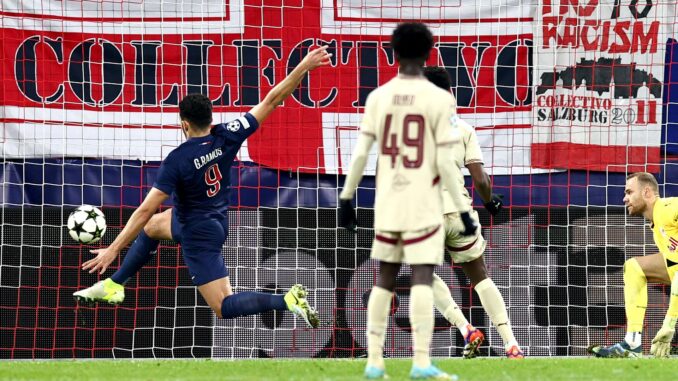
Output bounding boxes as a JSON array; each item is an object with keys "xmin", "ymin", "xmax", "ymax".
[
  {"xmin": 371, "ymin": 225, "xmax": 444, "ymax": 265},
  {"xmin": 443, "ymin": 210, "xmax": 486, "ymax": 263}
]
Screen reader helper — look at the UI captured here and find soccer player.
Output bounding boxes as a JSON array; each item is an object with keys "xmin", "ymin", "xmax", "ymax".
[
  {"xmin": 423, "ymin": 67, "xmax": 523, "ymax": 359},
  {"xmin": 338, "ymin": 23, "xmax": 477, "ymax": 379},
  {"xmin": 73, "ymin": 46, "xmax": 332, "ymax": 328},
  {"xmin": 589, "ymin": 172, "xmax": 678, "ymax": 358}
]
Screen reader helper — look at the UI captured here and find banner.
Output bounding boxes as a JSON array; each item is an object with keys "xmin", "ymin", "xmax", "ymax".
[
  {"xmin": 0, "ymin": 0, "xmax": 537, "ymax": 174},
  {"xmin": 531, "ymin": 0, "xmax": 675, "ymax": 172},
  {"xmin": 0, "ymin": 0, "xmax": 673, "ymax": 173}
]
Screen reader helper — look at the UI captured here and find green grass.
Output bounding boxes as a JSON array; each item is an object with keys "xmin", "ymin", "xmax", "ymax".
[{"xmin": 2, "ymin": 358, "xmax": 678, "ymax": 381}]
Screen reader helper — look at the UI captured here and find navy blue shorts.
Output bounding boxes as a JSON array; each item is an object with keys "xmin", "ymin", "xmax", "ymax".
[{"xmin": 171, "ymin": 209, "xmax": 229, "ymax": 286}]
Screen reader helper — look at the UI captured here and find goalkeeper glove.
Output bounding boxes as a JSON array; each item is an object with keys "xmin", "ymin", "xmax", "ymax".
[
  {"xmin": 339, "ymin": 199, "xmax": 357, "ymax": 232},
  {"xmin": 651, "ymin": 317, "xmax": 676, "ymax": 358},
  {"xmin": 460, "ymin": 211, "xmax": 478, "ymax": 236},
  {"xmin": 484, "ymin": 194, "xmax": 504, "ymax": 216}
]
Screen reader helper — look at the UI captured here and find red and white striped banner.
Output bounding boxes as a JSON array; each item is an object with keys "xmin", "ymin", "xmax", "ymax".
[{"xmin": 2, "ymin": 0, "xmax": 670, "ymax": 174}]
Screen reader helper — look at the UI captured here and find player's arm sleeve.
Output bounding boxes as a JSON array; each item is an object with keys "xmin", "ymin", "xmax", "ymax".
[
  {"xmin": 211, "ymin": 113, "xmax": 260, "ymax": 145},
  {"xmin": 339, "ymin": 133, "xmax": 375, "ymax": 200},
  {"xmin": 358, "ymin": 93, "xmax": 377, "ymax": 139},
  {"xmin": 437, "ymin": 146, "xmax": 470, "ymax": 213},
  {"xmin": 339, "ymin": 94, "xmax": 377, "ymax": 200},
  {"xmin": 435, "ymin": 96, "xmax": 469, "ymax": 213},
  {"xmin": 434, "ymin": 93, "xmax": 460, "ymax": 146},
  {"xmin": 464, "ymin": 128, "xmax": 484, "ymax": 166},
  {"xmin": 152, "ymin": 154, "xmax": 180, "ymax": 195}
]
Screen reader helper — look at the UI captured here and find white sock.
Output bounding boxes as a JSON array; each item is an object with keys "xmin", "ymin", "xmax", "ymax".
[
  {"xmin": 624, "ymin": 331, "xmax": 642, "ymax": 349},
  {"xmin": 475, "ymin": 278, "xmax": 517, "ymax": 347},
  {"xmin": 367, "ymin": 287, "xmax": 392, "ymax": 369},
  {"xmin": 410, "ymin": 284, "xmax": 434, "ymax": 368},
  {"xmin": 431, "ymin": 273, "xmax": 470, "ymax": 338}
]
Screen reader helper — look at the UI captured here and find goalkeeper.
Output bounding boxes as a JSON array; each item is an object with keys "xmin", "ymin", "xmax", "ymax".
[
  {"xmin": 589, "ymin": 172, "xmax": 678, "ymax": 358},
  {"xmin": 423, "ymin": 67, "xmax": 523, "ymax": 359}
]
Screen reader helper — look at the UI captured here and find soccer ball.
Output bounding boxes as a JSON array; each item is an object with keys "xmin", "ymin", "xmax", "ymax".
[{"xmin": 67, "ymin": 205, "xmax": 107, "ymax": 244}]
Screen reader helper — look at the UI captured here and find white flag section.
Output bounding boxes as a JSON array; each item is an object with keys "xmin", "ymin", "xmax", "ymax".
[
  {"xmin": 321, "ymin": 0, "xmax": 534, "ymax": 36},
  {"xmin": 0, "ymin": 0, "xmax": 243, "ymax": 34},
  {"xmin": 531, "ymin": 0, "xmax": 676, "ymax": 172}
]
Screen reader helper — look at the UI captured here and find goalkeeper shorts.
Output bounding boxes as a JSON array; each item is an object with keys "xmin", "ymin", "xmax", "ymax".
[
  {"xmin": 371, "ymin": 225, "xmax": 444, "ymax": 265},
  {"xmin": 443, "ymin": 210, "xmax": 486, "ymax": 264}
]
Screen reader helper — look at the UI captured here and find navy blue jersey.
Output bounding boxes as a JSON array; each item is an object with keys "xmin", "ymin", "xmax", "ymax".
[{"xmin": 153, "ymin": 113, "xmax": 259, "ymax": 222}]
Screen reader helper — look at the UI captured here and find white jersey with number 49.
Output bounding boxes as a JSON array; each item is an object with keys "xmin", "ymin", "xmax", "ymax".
[{"xmin": 360, "ymin": 76, "xmax": 459, "ymax": 232}]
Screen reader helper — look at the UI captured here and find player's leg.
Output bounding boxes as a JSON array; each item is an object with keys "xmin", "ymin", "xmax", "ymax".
[
  {"xmin": 459, "ymin": 256, "xmax": 522, "ymax": 358},
  {"xmin": 431, "ymin": 273, "xmax": 484, "ymax": 359},
  {"xmin": 73, "ymin": 209, "xmax": 172, "ymax": 304},
  {"xmin": 110, "ymin": 209, "xmax": 172, "ymax": 284},
  {"xmin": 436, "ymin": 212, "xmax": 487, "ymax": 358},
  {"xmin": 589, "ymin": 253, "xmax": 669, "ymax": 358},
  {"xmin": 185, "ymin": 218, "xmax": 319, "ymax": 327},
  {"xmin": 405, "ymin": 226, "xmax": 455, "ymax": 380},
  {"xmin": 365, "ymin": 260, "xmax": 401, "ymax": 379},
  {"xmin": 364, "ymin": 232, "xmax": 403, "ymax": 379},
  {"xmin": 410, "ymin": 263, "xmax": 436, "ymax": 369}
]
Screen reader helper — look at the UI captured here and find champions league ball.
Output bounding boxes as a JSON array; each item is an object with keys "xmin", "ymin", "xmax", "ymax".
[{"xmin": 67, "ymin": 205, "xmax": 107, "ymax": 244}]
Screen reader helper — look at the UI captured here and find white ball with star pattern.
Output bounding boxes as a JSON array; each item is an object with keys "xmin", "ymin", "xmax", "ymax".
[{"xmin": 67, "ymin": 205, "xmax": 107, "ymax": 244}]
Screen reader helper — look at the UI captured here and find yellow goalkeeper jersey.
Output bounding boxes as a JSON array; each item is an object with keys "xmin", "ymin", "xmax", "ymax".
[{"xmin": 652, "ymin": 197, "xmax": 678, "ymax": 262}]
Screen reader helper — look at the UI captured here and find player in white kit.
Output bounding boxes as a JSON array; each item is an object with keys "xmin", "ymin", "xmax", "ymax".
[
  {"xmin": 338, "ymin": 23, "xmax": 477, "ymax": 379},
  {"xmin": 424, "ymin": 67, "xmax": 524, "ymax": 359}
]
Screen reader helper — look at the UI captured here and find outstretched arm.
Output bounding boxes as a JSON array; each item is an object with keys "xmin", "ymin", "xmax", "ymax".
[
  {"xmin": 82, "ymin": 188, "xmax": 169, "ymax": 274},
  {"xmin": 249, "ymin": 45, "xmax": 332, "ymax": 125}
]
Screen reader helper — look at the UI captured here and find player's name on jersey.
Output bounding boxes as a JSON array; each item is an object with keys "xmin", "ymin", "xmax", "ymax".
[{"xmin": 194, "ymin": 148, "xmax": 223, "ymax": 170}]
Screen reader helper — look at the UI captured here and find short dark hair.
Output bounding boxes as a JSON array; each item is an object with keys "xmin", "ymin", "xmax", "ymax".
[
  {"xmin": 627, "ymin": 172, "xmax": 659, "ymax": 194},
  {"xmin": 423, "ymin": 66, "xmax": 451, "ymax": 92},
  {"xmin": 391, "ymin": 22, "xmax": 434, "ymax": 60},
  {"xmin": 179, "ymin": 94, "xmax": 213, "ymax": 129}
]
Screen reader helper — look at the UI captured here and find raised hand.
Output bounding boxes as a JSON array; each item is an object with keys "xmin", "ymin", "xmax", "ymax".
[{"xmin": 301, "ymin": 45, "xmax": 332, "ymax": 71}]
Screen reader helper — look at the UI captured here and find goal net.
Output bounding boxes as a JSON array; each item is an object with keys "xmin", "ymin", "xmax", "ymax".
[{"xmin": 0, "ymin": 0, "xmax": 677, "ymax": 359}]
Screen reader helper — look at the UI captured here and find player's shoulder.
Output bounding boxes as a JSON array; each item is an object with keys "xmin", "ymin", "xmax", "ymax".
[
  {"xmin": 659, "ymin": 197, "xmax": 678, "ymax": 209},
  {"xmin": 656, "ymin": 197, "xmax": 678, "ymax": 222},
  {"xmin": 162, "ymin": 142, "xmax": 192, "ymax": 167},
  {"xmin": 421, "ymin": 80, "xmax": 454, "ymax": 102},
  {"xmin": 660, "ymin": 197, "xmax": 678, "ymax": 211},
  {"xmin": 367, "ymin": 80, "xmax": 393, "ymax": 99},
  {"xmin": 454, "ymin": 117, "xmax": 475, "ymax": 133},
  {"xmin": 425, "ymin": 80, "xmax": 453, "ymax": 97}
]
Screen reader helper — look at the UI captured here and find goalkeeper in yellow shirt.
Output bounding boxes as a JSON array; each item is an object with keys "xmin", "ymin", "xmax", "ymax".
[{"xmin": 589, "ymin": 172, "xmax": 678, "ymax": 358}]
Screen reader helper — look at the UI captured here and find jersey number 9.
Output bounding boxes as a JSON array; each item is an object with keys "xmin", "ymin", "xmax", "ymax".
[{"xmin": 205, "ymin": 163, "xmax": 223, "ymax": 197}]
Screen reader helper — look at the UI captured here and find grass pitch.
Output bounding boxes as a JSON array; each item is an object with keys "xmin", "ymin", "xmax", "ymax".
[{"xmin": 2, "ymin": 358, "xmax": 677, "ymax": 381}]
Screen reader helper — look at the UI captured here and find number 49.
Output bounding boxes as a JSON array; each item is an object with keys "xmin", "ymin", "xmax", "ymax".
[{"xmin": 381, "ymin": 114, "xmax": 425, "ymax": 168}]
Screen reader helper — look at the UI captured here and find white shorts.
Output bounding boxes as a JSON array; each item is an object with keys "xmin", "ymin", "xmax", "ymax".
[
  {"xmin": 371, "ymin": 225, "xmax": 444, "ymax": 265},
  {"xmin": 443, "ymin": 210, "xmax": 486, "ymax": 264}
]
